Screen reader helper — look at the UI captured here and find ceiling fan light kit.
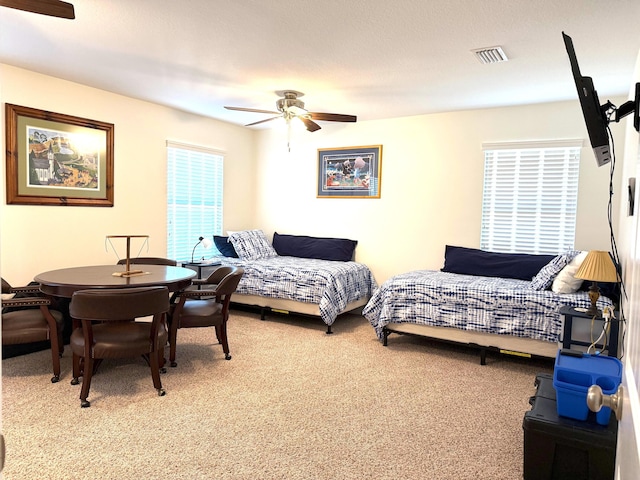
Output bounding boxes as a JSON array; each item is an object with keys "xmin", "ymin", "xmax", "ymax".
[{"xmin": 225, "ymin": 90, "xmax": 357, "ymax": 133}]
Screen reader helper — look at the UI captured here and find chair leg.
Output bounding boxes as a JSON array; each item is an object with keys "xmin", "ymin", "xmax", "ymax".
[
  {"xmin": 215, "ymin": 323, "xmax": 231, "ymax": 360},
  {"xmin": 168, "ymin": 320, "xmax": 178, "ymax": 367},
  {"xmin": 49, "ymin": 332, "xmax": 61, "ymax": 384},
  {"xmin": 148, "ymin": 349, "xmax": 166, "ymax": 397},
  {"xmin": 71, "ymin": 353, "xmax": 81, "ymax": 385},
  {"xmin": 79, "ymin": 357, "xmax": 94, "ymax": 408}
]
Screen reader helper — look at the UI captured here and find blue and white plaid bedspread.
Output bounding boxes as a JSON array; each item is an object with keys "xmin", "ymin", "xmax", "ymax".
[
  {"xmin": 211, "ymin": 256, "xmax": 377, "ymax": 325},
  {"xmin": 362, "ymin": 270, "xmax": 614, "ymax": 343}
]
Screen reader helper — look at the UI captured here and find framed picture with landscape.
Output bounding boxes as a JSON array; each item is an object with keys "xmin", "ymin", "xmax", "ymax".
[
  {"xmin": 5, "ymin": 103, "xmax": 114, "ymax": 206},
  {"xmin": 317, "ymin": 145, "xmax": 382, "ymax": 198}
]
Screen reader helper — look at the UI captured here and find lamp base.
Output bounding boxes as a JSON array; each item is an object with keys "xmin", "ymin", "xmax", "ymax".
[{"xmin": 585, "ymin": 282, "xmax": 601, "ymax": 317}]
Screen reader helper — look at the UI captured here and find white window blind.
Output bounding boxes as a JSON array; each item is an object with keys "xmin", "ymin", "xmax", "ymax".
[
  {"xmin": 167, "ymin": 141, "xmax": 224, "ymax": 262},
  {"xmin": 480, "ymin": 140, "xmax": 581, "ymax": 254}
]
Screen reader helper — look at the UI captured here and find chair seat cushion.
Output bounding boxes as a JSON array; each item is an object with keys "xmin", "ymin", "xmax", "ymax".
[
  {"xmin": 178, "ymin": 299, "xmax": 223, "ymax": 328},
  {"xmin": 2, "ymin": 309, "xmax": 64, "ymax": 345},
  {"xmin": 70, "ymin": 321, "xmax": 168, "ymax": 359}
]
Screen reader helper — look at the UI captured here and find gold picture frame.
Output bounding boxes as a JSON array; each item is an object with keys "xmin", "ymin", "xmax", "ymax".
[{"xmin": 5, "ymin": 103, "xmax": 114, "ymax": 207}]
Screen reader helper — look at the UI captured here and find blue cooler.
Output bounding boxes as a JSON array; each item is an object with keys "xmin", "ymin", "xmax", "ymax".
[{"xmin": 553, "ymin": 350, "xmax": 622, "ymax": 425}]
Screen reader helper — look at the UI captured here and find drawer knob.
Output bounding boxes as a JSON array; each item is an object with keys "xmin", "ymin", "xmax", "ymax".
[{"xmin": 587, "ymin": 384, "xmax": 624, "ymax": 420}]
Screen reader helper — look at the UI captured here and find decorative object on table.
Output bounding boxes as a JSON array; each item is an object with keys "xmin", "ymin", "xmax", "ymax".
[
  {"xmin": 106, "ymin": 235, "xmax": 150, "ymax": 277},
  {"xmin": 317, "ymin": 145, "xmax": 382, "ymax": 198},
  {"xmin": 574, "ymin": 250, "xmax": 620, "ymax": 316},
  {"xmin": 1, "ymin": 277, "xmax": 65, "ymax": 383},
  {"xmin": 168, "ymin": 266, "xmax": 244, "ymax": 366},
  {"xmin": 69, "ymin": 286, "xmax": 170, "ymax": 407},
  {"xmin": 4, "ymin": 103, "xmax": 114, "ymax": 206},
  {"xmin": 191, "ymin": 236, "xmax": 213, "ymax": 263}
]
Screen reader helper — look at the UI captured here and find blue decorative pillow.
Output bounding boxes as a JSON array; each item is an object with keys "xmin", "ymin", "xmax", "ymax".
[
  {"xmin": 213, "ymin": 236, "xmax": 238, "ymax": 258},
  {"xmin": 272, "ymin": 232, "xmax": 357, "ymax": 262},
  {"xmin": 530, "ymin": 251, "xmax": 581, "ymax": 290},
  {"xmin": 441, "ymin": 245, "xmax": 556, "ymax": 281},
  {"xmin": 228, "ymin": 230, "xmax": 277, "ymax": 261}
]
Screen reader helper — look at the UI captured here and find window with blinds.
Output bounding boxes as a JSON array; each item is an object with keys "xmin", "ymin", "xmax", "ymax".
[
  {"xmin": 480, "ymin": 140, "xmax": 581, "ymax": 254},
  {"xmin": 167, "ymin": 141, "xmax": 224, "ymax": 262}
]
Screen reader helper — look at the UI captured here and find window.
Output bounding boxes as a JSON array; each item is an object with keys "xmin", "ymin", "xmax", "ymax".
[
  {"xmin": 480, "ymin": 140, "xmax": 581, "ymax": 254},
  {"xmin": 167, "ymin": 141, "xmax": 224, "ymax": 262}
]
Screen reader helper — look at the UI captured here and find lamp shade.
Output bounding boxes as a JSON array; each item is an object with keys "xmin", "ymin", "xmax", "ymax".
[{"xmin": 574, "ymin": 251, "xmax": 620, "ymax": 283}]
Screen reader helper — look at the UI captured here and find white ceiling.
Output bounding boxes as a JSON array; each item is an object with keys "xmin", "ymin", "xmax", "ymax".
[{"xmin": 1, "ymin": 0, "xmax": 640, "ymax": 129}]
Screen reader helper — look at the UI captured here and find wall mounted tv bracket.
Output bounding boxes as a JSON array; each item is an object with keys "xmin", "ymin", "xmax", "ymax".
[{"xmin": 608, "ymin": 82, "xmax": 640, "ymax": 131}]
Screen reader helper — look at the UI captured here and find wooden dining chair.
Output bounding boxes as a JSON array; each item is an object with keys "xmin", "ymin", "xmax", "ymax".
[
  {"xmin": 1, "ymin": 278, "xmax": 65, "ymax": 383},
  {"xmin": 116, "ymin": 257, "xmax": 177, "ymax": 266},
  {"xmin": 168, "ymin": 266, "xmax": 244, "ymax": 367},
  {"xmin": 69, "ymin": 286, "xmax": 170, "ymax": 408}
]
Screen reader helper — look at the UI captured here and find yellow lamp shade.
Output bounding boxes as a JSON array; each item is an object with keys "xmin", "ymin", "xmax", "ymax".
[{"xmin": 574, "ymin": 251, "xmax": 620, "ymax": 283}]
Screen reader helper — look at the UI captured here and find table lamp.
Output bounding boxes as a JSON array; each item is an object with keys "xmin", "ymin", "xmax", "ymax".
[
  {"xmin": 191, "ymin": 236, "xmax": 213, "ymax": 263},
  {"xmin": 574, "ymin": 250, "xmax": 620, "ymax": 316}
]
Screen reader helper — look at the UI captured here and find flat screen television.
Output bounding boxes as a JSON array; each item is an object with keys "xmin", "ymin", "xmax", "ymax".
[{"xmin": 563, "ymin": 32, "xmax": 612, "ymax": 167}]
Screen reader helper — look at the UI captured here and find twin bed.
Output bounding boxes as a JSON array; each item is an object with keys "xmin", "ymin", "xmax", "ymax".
[
  {"xmin": 363, "ymin": 246, "xmax": 615, "ymax": 363},
  {"xmin": 209, "ymin": 233, "xmax": 615, "ymax": 362},
  {"xmin": 208, "ymin": 230, "xmax": 377, "ymax": 333}
]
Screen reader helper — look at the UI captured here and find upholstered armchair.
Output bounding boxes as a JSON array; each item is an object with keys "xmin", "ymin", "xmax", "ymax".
[
  {"xmin": 168, "ymin": 266, "xmax": 244, "ymax": 366},
  {"xmin": 1, "ymin": 278, "xmax": 65, "ymax": 383}
]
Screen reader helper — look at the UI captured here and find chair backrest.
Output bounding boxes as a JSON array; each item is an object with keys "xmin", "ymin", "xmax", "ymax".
[
  {"xmin": 203, "ymin": 266, "xmax": 234, "ymax": 285},
  {"xmin": 116, "ymin": 257, "xmax": 177, "ymax": 266},
  {"xmin": 1, "ymin": 278, "xmax": 11, "ymax": 294},
  {"xmin": 215, "ymin": 267, "xmax": 244, "ymax": 297},
  {"xmin": 70, "ymin": 286, "xmax": 170, "ymax": 322}
]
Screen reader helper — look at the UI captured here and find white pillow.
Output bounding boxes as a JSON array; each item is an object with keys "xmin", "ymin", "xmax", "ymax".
[
  {"xmin": 551, "ymin": 251, "xmax": 588, "ymax": 293},
  {"xmin": 228, "ymin": 229, "xmax": 277, "ymax": 261},
  {"xmin": 530, "ymin": 251, "xmax": 579, "ymax": 291}
]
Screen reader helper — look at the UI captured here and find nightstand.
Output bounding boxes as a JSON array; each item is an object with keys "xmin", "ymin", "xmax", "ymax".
[
  {"xmin": 181, "ymin": 261, "xmax": 222, "ymax": 280},
  {"xmin": 559, "ymin": 306, "xmax": 620, "ymax": 357}
]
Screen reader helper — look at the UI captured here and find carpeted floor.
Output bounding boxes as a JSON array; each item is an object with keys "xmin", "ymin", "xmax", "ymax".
[{"xmin": 2, "ymin": 310, "xmax": 552, "ymax": 479}]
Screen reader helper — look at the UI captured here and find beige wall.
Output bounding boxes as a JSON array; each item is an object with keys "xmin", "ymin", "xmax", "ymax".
[
  {"xmin": 253, "ymin": 100, "xmax": 626, "ymax": 284},
  {"xmin": 0, "ymin": 64, "xmax": 256, "ymax": 285},
  {"xmin": 0, "ymin": 63, "xmax": 628, "ymax": 287}
]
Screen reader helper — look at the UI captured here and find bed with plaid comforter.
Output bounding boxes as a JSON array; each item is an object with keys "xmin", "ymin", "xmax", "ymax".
[
  {"xmin": 211, "ymin": 255, "xmax": 377, "ymax": 326},
  {"xmin": 363, "ymin": 270, "xmax": 613, "ymax": 344}
]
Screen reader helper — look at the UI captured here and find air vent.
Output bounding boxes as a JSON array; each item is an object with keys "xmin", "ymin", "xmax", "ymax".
[{"xmin": 472, "ymin": 46, "xmax": 508, "ymax": 64}]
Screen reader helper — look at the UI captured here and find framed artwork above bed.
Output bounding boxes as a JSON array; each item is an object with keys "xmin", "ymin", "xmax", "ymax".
[{"xmin": 317, "ymin": 145, "xmax": 382, "ymax": 198}]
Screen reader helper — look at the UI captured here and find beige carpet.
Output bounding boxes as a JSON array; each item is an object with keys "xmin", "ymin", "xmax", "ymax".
[{"xmin": 2, "ymin": 310, "xmax": 552, "ymax": 479}]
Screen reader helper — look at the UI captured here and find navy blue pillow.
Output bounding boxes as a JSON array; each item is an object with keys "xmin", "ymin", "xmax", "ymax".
[
  {"xmin": 272, "ymin": 232, "xmax": 357, "ymax": 262},
  {"xmin": 441, "ymin": 245, "xmax": 556, "ymax": 281},
  {"xmin": 213, "ymin": 236, "xmax": 238, "ymax": 258}
]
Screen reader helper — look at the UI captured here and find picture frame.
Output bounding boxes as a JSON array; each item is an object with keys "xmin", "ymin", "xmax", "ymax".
[
  {"xmin": 5, "ymin": 103, "xmax": 114, "ymax": 207},
  {"xmin": 317, "ymin": 145, "xmax": 382, "ymax": 198}
]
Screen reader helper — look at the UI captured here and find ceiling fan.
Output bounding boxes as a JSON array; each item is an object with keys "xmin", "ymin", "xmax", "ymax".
[
  {"xmin": 225, "ymin": 90, "xmax": 357, "ymax": 132},
  {"xmin": 0, "ymin": 0, "xmax": 75, "ymax": 19}
]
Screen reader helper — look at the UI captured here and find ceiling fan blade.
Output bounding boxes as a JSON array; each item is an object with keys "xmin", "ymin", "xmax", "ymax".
[
  {"xmin": 0, "ymin": 0, "xmax": 75, "ymax": 19},
  {"xmin": 225, "ymin": 106, "xmax": 280, "ymax": 115},
  {"xmin": 245, "ymin": 116, "xmax": 281, "ymax": 127},
  {"xmin": 299, "ymin": 117, "xmax": 322, "ymax": 132},
  {"xmin": 309, "ymin": 112, "xmax": 357, "ymax": 123}
]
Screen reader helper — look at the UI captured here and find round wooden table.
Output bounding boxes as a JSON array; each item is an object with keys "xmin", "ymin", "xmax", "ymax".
[{"xmin": 35, "ymin": 264, "xmax": 196, "ymax": 298}]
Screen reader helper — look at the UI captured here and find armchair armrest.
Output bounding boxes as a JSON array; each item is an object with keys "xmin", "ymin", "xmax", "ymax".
[
  {"xmin": 2, "ymin": 296, "xmax": 52, "ymax": 308},
  {"xmin": 8, "ymin": 284, "xmax": 41, "ymax": 295},
  {"xmin": 176, "ymin": 289, "xmax": 220, "ymax": 300}
]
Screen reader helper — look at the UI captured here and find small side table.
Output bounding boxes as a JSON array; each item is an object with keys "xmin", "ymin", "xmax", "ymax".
[
  {"xmin": 181, "ymin": 261, "xmax": 222, "ymax": 280},
  {"xmin": 559, "ymin": 305, "xmax": 620, "ymax": 357}
]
